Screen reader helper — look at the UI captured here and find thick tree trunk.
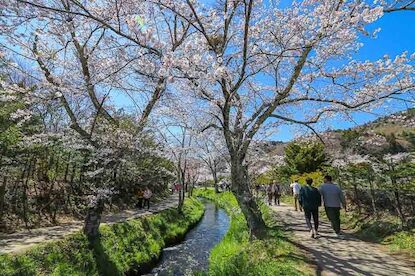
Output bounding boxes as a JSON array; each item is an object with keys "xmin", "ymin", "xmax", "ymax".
[
  {"xmin": 231, "ymin": 158, "xmax": 267, "ymax": 239},
  {"xmin": 83, "ymin": 199, "xmax": 104, "ymax": 240}
]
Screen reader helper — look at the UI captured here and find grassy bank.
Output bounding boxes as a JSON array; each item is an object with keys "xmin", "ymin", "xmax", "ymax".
[
  {"xmin": 194, "ymin": 189, "xmax": 314, "ymax": 276},
  {"xmin": 339, "ymin": 212, "xmax": 415, "ymax": 257},
  {"xmin": 0, "ymin": 198, "xmax": 204, "ymax": 276}
]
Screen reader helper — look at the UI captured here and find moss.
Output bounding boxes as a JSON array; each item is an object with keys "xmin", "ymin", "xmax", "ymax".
[
  {"xmin": 194, "ymin": 189, "xmax": 314, "ymax": 276},
  {"xmin": 0, "ymin": 198, "xmax": 204, "ymax": 276}
]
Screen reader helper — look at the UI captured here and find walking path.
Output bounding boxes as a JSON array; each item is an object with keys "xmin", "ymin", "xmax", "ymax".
[
  {"xmin": 271, "ymin": 203, "xmax": 415, "ymax": 276},
  {"xmin": 0, "ymin": 194, "xmax": 179, "ymax": 254}
]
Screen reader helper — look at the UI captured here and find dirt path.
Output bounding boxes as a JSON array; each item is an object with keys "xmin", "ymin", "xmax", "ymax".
[
  {"xmin": 0, "ymin": 194, "xmax": 179, "ymax": 254},
  {"xmin": 271, "ymin": 203, "xmax": 415, "ymax": 276}
]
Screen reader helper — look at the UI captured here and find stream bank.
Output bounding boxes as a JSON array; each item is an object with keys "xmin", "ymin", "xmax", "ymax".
[
  {"xmin": 0, "ymin": 198, "xmax": 204, "ymax": 276},
  {"xmin": 147, "ymin": 200, "xmax": 230, "ymax": 275}
]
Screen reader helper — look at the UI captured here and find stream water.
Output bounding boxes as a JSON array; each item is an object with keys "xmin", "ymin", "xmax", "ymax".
[{"xmin": 147, "ymin": 200, "xmax": 230, "ymax": 276}]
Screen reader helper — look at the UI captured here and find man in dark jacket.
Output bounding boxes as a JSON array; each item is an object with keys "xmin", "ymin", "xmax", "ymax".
[{"xmin": 299, "ymin": 178, "xmax": 322, "ymax": 238}]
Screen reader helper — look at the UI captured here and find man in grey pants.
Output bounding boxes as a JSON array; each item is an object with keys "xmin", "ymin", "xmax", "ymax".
[{"xmin": 319, "ymin": 175, "xmax": 347, "ymax": 238}]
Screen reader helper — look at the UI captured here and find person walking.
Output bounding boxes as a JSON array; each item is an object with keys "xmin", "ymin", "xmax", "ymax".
[
  {"xmin": 143, "ymin": 187, "xmax": 153, "ymax": 210},
  {"xmin": 290, "ymin": 179, "xmax": 302, "ymax": 211},
  {"xmin": 255, "ymin": 183, "xmax": 261, "ymax": 197},
  {"xmin": 299, "ymin": 178, "xmax": 321, "ymax": 238},
  {"xmin": 267, "ymin": 184, "xmax": 274, "ymax": 205},
  {"xmin": 319, "ymin": 175, "xmax": 347, "ymax": 238},
  {"xmin": 273, "ymin": 181, "xmax": 281, "ymax": 206},
  {"xmin": 136, "ymin": 188, "xmax": 144, "ymax": 209}
]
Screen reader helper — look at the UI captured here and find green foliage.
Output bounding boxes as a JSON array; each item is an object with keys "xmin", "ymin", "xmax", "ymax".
[
  {"xmin": 402, "ymin": 131, "xmax": 415, "ymax": 151},
  {"xmin": 255, "ymin": 170, "xmax": 274, "ymax": 185},
  {"xmin": 385, "ymin": 230, "xmax": 415, "ymax": 256},
  {"xmin": 194, "ymin": 189, "xmax": 313, "ymax": 276},
  {"xmin": 283, "ymin": 141, "xmax": 327, "ymax": 175},
  {"xmin": 0, "ymin": 198, "xmax": 204, "ymax": 276},
  {"xmin": 340, "ymin": 129, "xmax": 362, "ymax": 150},
  {"xmin": 385, "ymin": 133, "xmax": 406, "ymax": 154},
  {"xmin": 290, "ymin": 171, "xmax": 324, "ymax": 186}
]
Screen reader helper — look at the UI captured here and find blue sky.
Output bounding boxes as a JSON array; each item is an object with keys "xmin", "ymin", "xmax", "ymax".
[{"xmin": 272, "ymin": 10, "xmax": 415, "ymax": 142}]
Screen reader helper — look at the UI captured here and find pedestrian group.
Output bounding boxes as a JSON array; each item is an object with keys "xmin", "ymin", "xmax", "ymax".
[{"xmin": 268, "ymin": 175, "xmax": 347, "ymax": 239}]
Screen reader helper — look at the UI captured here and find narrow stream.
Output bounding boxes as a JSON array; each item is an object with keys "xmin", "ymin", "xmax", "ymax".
[{"xmin": 147, "ymin": 200, "xmax": 230, "ymax": 276}]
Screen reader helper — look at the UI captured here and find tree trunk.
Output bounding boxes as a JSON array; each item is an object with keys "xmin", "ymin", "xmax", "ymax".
[
  {"xmin": 83, "ymin": 199, "xmax": 104, "ymax": 240},
  {"xmin": 352, "ymin": 181, "xmax": 361, "ymax": 215},
  {"xmin": 231, "ymin": 157, "xmax": 267, "ymax": 239},
  {"xmin": 394, "ymin": 190, "xmax": 406, "ymax": 226},
  {"xmin": 368, "ymin": 178, "xmax": 377, "ymax": 216},
  {"xmin": 177, "ymin": 169, "xmax": 185, "ymax": 212},
  {"xmin": 0, "ymin": 176, "xmax": 7, "ymax": 230},
  {"xmin": 212, "ymin": 168, "xmax": 219, "ymax": 193}
]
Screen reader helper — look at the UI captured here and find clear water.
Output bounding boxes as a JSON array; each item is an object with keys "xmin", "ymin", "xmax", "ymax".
[{"xmin": 147, "ymin": 200, "xmax": 230, "ymax": 276}]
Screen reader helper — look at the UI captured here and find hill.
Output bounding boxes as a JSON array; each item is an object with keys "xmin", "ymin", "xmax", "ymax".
[{"xmin": 252, "ymin": 108, "xmax": 415, "ymax": 172}]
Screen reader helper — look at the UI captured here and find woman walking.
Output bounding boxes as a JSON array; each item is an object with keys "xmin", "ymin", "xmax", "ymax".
[{"xmin": 143, "ymin": 187, "xmax": 153, "ymax": 210}]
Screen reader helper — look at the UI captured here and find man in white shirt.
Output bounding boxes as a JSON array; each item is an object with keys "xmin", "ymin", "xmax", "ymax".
[{"xmin": 290, "ymin": 180, "xmax": 302, "ymax": 211}]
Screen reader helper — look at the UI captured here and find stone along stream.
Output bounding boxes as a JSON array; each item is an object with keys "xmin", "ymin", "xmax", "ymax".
[{"xmin": 148, "ymin": 200, "xmax": 230, "ymax": 276}]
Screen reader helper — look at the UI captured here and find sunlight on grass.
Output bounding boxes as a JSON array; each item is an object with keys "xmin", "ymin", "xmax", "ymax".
[{"xmin": 194, "ymin": 189, "xmax": 314, "ymax": 276}]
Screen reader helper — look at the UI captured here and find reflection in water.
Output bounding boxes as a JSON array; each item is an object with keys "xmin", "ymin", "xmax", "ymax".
[{"xmin": 148, "ymin": 201, "xmax": 230, "ymax": 276}]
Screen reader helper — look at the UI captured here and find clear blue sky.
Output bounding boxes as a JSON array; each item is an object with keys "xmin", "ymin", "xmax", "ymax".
[{"xmin": 272, "ymin": 10, "xmax": 415, "ymax": 142}]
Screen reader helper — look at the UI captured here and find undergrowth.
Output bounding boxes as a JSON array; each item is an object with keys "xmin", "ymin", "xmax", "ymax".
[{"xmin": 340, "ymin": 211, "xmax": 415, "ymax": 257}]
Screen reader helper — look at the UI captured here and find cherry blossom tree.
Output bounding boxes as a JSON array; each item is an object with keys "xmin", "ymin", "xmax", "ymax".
[
  {"xmin": 1, "ymin": 0, "xmax": 191, "ymax": 238},
  {"xmin": 380, "ymin": 0, "xmax": 415, "ymax": 12},
  {"xmin": 154, "ymin": 0, "xmax": 415, "ymax": 237}
]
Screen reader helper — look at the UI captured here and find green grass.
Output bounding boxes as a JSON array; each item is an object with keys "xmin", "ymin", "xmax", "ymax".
[
  {"xmin": 0, "ymin": 198, "xmax": 204, "ymax": 276},
  {"xmin": 194, "ymin": 189, "xmax": 314, "ymax": 276},
  {"xmin": 339, "ymin": 211, "xmax": 415, "ymax": 257}
]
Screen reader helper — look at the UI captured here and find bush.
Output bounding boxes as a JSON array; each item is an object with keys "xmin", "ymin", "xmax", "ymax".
[
  {"xmin": 290, "ymin": 171, "xmax": 324, "ymax": 187},
  {"xmin": 0, "ymin": 198, "xmax": 204, "ymax": 276}
]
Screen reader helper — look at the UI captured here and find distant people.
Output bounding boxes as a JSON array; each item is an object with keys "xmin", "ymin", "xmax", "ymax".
[
  {"xmin": 273, "ymin": 181, "xmax": 281, "ymax": 206},
  {"xmin": 290, "ymin": 179, "xmax": 302, "ymax": 211},
  {"xmin": 143, "ymin": 187, "xmax": 153, "ymax": 210},
  {"xmin": 267, "ymin": 184, "xmax": 274, "ymax": 205},
  {"xmin": 223, "ymin": 180, "xmax": 230, "ymax": 191},
  {"xmin": 299, "ymin": 178, "xmax": 321, "ymax": 239},
  {"xmin": 255, "ymin": 184, "xmax": 261, "ymax": 197},
  {"xmin": 319, "ymin": 175, "xmax": 347, "ymax": 238},
  {"xmin": 136, "ymin": 188, "xmax": 144, "ymax": 209}
]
